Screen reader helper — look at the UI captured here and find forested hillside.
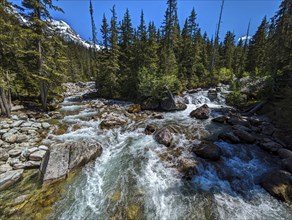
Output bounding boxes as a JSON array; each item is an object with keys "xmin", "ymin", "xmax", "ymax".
[{"xmin": 0, "ymin": 0, "xmax": 291, "ymax": 116}]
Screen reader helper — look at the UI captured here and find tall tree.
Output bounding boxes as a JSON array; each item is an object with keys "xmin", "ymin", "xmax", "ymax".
[{"xmin": 21, "ymin": 0, "xmax": 64, "ymax": 110}]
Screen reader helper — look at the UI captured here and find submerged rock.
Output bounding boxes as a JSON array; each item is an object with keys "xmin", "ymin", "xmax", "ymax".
[
  {"xmin": 260, "ymin": 170, "xmax": 292, "ymax": 203},
  {"xmin": 218, "ymin": 132, "xmax": 240, "ymax": 144},
  {"xmin": 177, "ymin": 158, "xmax": 198, "ymax": 180},
  {"xmin": 190, "ymin": 104, "xmax": 210, "ymax": 119},
  {"xmin": 259, "ymin": 141, "xmax": 282, "ymax": 154},
  {"xmin": 192, "ymin": 141, "xmax": 222, "ymax": 161},
  {"xmin": 0, "ymin": 169, "xmax": 24, "ymax": 191}
]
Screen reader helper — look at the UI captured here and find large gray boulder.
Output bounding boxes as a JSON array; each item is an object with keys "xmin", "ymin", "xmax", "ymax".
[
  {"xmin": 0, "ymin": 169, "xmax": 24, "ymax": 191},
  {"xmin": 160, "ymin": 94, "xmax": 187, "ymax": 111},
  {"xmin": 43, "ymin": 141, "xmax": 102, "ymax": 184},
  {"xmin": 190, "ymin": 104, "xmax": 210, "ymax": 119}
]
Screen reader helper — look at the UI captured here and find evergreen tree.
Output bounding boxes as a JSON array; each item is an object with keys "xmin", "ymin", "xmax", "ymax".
[{"xmin": 222, "ymin": 31, "xmax": 235, "ymax": 70}]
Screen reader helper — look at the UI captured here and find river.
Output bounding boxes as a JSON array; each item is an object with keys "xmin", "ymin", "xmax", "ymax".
[{"xmin": 47, "ymin": 88, "xmax": 292, "ymax": 220}]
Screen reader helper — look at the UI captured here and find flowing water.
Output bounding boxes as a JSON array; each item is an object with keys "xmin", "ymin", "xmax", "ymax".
[{"xmin": 47, "ymin": 88, "xmax": 292, "ymax": 220}]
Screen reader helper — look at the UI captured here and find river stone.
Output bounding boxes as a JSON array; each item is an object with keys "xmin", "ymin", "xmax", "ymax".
[
  {"xmin": 144, "ymin": 125, "xmax": 157, "ymax": 135},
  {"xmin": 0, "ymin": 129, "xmax": 9, "ymax": 135},
  {"xmin": 259, "ymin": 141, "xmax": 282, "ymax": 154},
  {"xmin": 190, "ymin": 104, "xmax": 210, "ymax": 119},
  {"xmin": 29, "ymin": 150, "xmax": 47, "ymax": 161},
  {"xmin": 39, "ymin": 145, "xmax": 49, "ymax": 151},
  {"xmin": 177, "ymin": 159, "xmax": 198, "ymax": 180},
  {"xmin": 260, "ymin": 170, "xmax": 292, "ymax": 203},
  {"xmin": 42, "ymin": 122, "xmax": 50, "ymax": 129},
  {"xmin": 127, "ymin": 104, "xmax": 141, "ymax": 114},
  {"xmin": 10, "ymin": 120, "xmax": 24, "ymax": 128},
  {"xmin": 0, "ymin": 164, "xmax": 12, "ymax": 174},
  {"xmin": 278, "ymin": 149, "xmax": 292, "ymax": 160},
  {"xmin": 154, "ymin": 127, "xmax": 173, "ymax": 147},
  {"xmin": 100, "ymin": 117, "xmax": 127, "ymax": 129},
  {"xmin": 232, "ymin": 125, "xmax": 252, "ymax": 133},
  {"xmin": 16, "ymin": 134, "xmax": 29, "ymax": 143},
  {"xmin": 4, "ymin": 134, "xmax": 18, "ymax": 144},
  {"xmin": 0, "ymin": 169, "xmax": 24, "ymax": 191},
  {"xmin": 212, "ymin": 116, "xmax": 228, "ymax": 124},
  {"xmin": 218, "ymin": 132, "xmax": 240, "ymax": 144},
  {"xmin": 21, "ymin": 122, "xmax": 33, "ymax": 127},
  {"xmin": 8, "ymin": 148, "xmax": 22, "ymax": 157},
  {"xmin": 69, "ymin": 142, "xmax": 102, "ymax": 170},
  {"xmin": 233, "ymin": 129, "xmax": 255, "ymax": 144},
  {"xmin": 0, "ymin": 148, "xmax": 9, "ymax": 161},
  {"xmin": 43, "ymin": 143, "xmax": 70, "ymax": 184},
  {"xmin": 282, "ymin": 159, "xmax": 292, "ymax": 174},
  {"xmin": 32, "ymin": 123, "xmax": 42, "ymax": 128},
  {"xmin": 192, "ymin": 141, "xmax": 222, "ymax": 161}
]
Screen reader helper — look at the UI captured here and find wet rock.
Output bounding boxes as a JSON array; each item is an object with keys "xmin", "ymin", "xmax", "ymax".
[
  {"xmin": 282, "ymin": 159, "xmax": 292, "ymax": 174},
  {"xmin": 144, "ymin": 125, "xmax": 157, "ymax": 135},
  {"xmin": 208, "ymin": 89, "xmax": 218, "ymax": 101},
  {"xmin": 192, "ymin": 141, "xmax": 221, "ymax": 161},
  {"xmin": 154, "ymin": 127, "xmax": 173, "ymax": 147},
  {"xmin": 259, "ymin": 141, "xmax": 282, "ymax": 154},
  {"xmin": 218, "ymin": 132, "xmax": 240, "ymax": 144},
  {"xmin": 0, "ymin": 169, "xmax": 23, "ymax": 191},
  {"xmin": 16, "ymin": 134, "xmax": 29, "ymax": 143},
  {"xmin": 232, "ymin": 125, "xmax": 252, "ymax": 133},
  {"xmin": 212, "ymin": 116, "xmax": 228, "ymax": 124},
  {"xmin": 261, "ymin": 123, "xmax": 275, "ymax": 136},
  {"xmin": 260, "ymin": 170, "xmax": 292, "ymax": 203},
  {"xmin": 227, "ymin": 115, "xmax": 251, "ymax": 127},
  {"xmin": 0, "ymin": 148, "xmax": 9, "ymax": 161},
  {"xmin": 160, "ymin": 95, "xmax": 187, "ymax": 111},
  {"xmin": 141, "ymin": 99, "xmax": 159, "ymax": 111},
  {"xmin": 69, "ymin": 142, "xmax": 102, "ymax": 170},
  {"xmin": 43, "ymin": 143, "xmax": 70, "ymax": 184},
  {"xmin": 127, "ymin": 104, "xmax": 141, "ymax": 114},
  {"xmin": 100, "ymin": 117, "xmax": 127, "ymax": 129},
  {"xmin": 233, "ymin": 129, "xmax": 255, "ymax": 144},
  {"xmin": 151, "ymin": 113, "xmax": 164, "ymax": 119},
  {"xmin": 278, "ymin": 149, "xmax": 292, "ymax": 160},
  {"xmin": 190, "ymin": 104, "xmax": 210, "ymax": 119},
  {"xmin": 177, "ymin": 159, "xmax": 198, "ymax": 180},
  {"xmin": 29, "ymin": 150, "xmax": 47, "ymax": 161},
  {"xmin": 43, "ymin": 141, "xmax": 103, "ymax": 184}
]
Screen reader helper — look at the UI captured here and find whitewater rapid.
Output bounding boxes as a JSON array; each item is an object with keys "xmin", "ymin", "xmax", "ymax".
[{"xmin": 47, "ymin": 89, "xmax": 292, "ymax": 220}]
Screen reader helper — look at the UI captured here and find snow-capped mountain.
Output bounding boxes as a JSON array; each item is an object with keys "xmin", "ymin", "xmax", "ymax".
[
  {"xmin": 238, "ymin": 35, "xmax": 252, "ymax": 42},
  {"xmin": 9, "ymin": 6, "xmax": 101, "ymax": 50},
  {"xmin": 49, "ymin": 20, "xmax": 101, "ymax": 49}
]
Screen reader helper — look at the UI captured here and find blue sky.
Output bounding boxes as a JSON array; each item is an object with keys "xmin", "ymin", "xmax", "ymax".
[{"xmin": 12, "ymin": 0, "xmax": 281, "ymax": 43}]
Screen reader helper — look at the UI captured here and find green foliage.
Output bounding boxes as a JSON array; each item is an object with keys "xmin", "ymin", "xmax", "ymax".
[{"xmin": 226, "ymin": 91, "xmax": 247, "ymax": 108}]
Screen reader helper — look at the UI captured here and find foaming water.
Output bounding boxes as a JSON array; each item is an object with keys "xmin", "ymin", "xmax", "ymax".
[{"xmin": 48, "ymin": 89, "xmax": 292, "ymax": 220}]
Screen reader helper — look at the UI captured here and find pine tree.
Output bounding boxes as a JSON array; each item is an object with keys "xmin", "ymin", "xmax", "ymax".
[
  {"xmin": 222, "ymin": 31, "xmax": 235, "ymax": 70},
  {"xmin": 188, "ymin": 8, "xmax": 198, "ymax": 41},
  {"xmin": 247, "ymin": 16, "xmax": 269, "ymax": 76},
  {"xmin": 21, "ymin": 0, "xmax": 64, "ymax": 110},
  {"xmin": 100, "ymin": 14, "xmax": 109, "ymax": 50}
]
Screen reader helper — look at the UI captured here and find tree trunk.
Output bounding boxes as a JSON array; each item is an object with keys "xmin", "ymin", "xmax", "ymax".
[
  {"xmin": 0, "ymin": 87, "xmax": 11, "ymax": 117},
  {"xmin": 40, "ymin": 80, "xmax": 48, "ymax": 110}
]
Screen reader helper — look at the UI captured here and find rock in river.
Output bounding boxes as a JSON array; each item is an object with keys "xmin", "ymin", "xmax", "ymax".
[
  {"xmin": 154, "ymin": 127, "xmax": 173, "ymax": 147},
  {"xmin": 43, "ymin": 141, "xmax": 102, "ymax": 184},
  {"xmin": 190, "ymin": 104, "xmax": 210, "ymax": 119},
  {"xmin": 192, "ymin": 141, "xmax": 222, "ymax": 161}
]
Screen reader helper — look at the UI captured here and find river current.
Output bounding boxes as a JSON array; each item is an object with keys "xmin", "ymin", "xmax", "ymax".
[{"xmin": 47, "ymin": 89, "xmax": 292, "ymax": 220}]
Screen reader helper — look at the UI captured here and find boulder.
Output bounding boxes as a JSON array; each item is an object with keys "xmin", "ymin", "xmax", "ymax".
[
  {"xmin": 160, "ymin": 94, "xmax": 187, "ymax": 111},
  {"xmin": 190, "ymin": 104, "xmax": 210, "ymax": 119},
  {"xmin": 68, "ymin": 142, "xmax": 102, "ymax": 170},
  {"xmin": 43, "ymin": 141, "xmax": 103, "ymax": 184},
  {"xmin": 261, "ymin": 123, "xmax": 275, "ymax": 136},
  {"xmin": 4, "ymin": 134, "xmax": 18, "ymax": 144},
  {"xmin": 141, "ymin": 99, "xmax": 159, "ymax": 111},
  {"xmin": 127, "ymin": 104, "xmax": 141, "ymax": 114},
  {"xmin": 260, "ymin": 170, "xmax": 292, "ymax": 202},
  {"xmin": 218, "ymin": 132, "xmax": 240, "ymax": 144},
  {"xmin": 42, "ymin": 122, "xmax": 50, "ymax": 129},
  {"xmin": 212, "ymin": 116, "xmax": 228, "ymax": 124},
  {"xmin": 177, "ymin": 159, "xmax": 198, "ymax": 180},
  {"xmin": 8, "ymin": 148, "xmax": 22, "ymax": 157},
  {"xmin": 154, "ymin": 127, "xmax": 173, "ymax": 147},
  {"xmin": 100, "ymin": 117, "xmax": 127, "ymax": 129},
  {"xmin": 259, "ymin": 141, "xmax": 282, "ymax": 154},
  {"xmin": 192, "ymin": 141, "xmax": 222, "ymax": 161},
  {"xmin": 0, "ymin": 148, "xmax": 9, "ymax": 161},
  {"xmin": 0, "ymin": 169, "xmax": 23, "ymax": 191},
  {"xmin": 144, "ymin": 125, "xmax": 157, "ymax": 135},
  {"xmin": 233, "ymin": 129, "xmax": 255, "ymax": 144},
  {"xmin": 282, "ymin": 159, "xmax": 292, "ymax": 174},
  {"xmin": 278, "ymin": 149, "xmax": 292, "ymax": 160}
]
